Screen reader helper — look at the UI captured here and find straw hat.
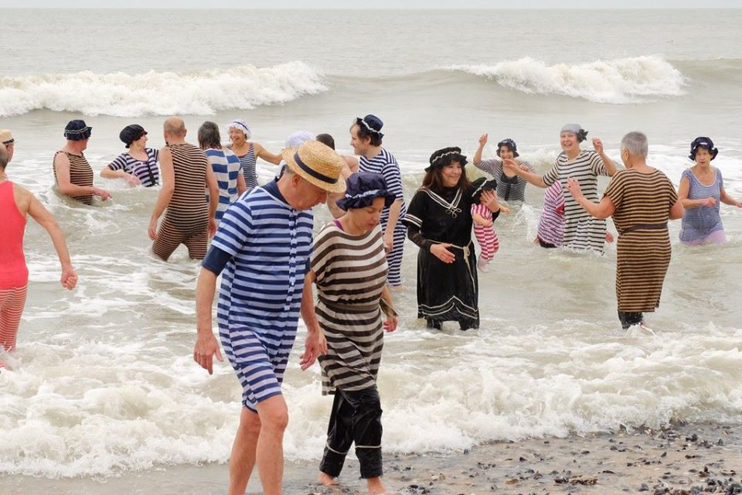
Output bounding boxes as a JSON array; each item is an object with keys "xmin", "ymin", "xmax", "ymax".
[
  {"xmin": 0, "ymin": 129, "xmax": 13, "ymax": 145},
  {"xmin": 282, "ymin": 140, "xmax": 346, "ymax": 194}
]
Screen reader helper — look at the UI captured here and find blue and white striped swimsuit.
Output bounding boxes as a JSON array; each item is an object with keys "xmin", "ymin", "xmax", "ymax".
[
  {"xmin": 204, "ymin": 148, "xmax": 241, "ymax": 221},
  {"xmin": 211, "ymin": 181, "xmax": 314, "ymax": 411},
  {"xmin": 359, "ymin": 149, "xmax": 407, "ymax": 287}
]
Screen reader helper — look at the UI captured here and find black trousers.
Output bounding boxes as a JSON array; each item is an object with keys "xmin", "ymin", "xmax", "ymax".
[
  {"xmin": 618, "ymin": 311, "xmax": 643, "ymax": 329},
  {"xmin": 319, "ymin": 386, "xmax": 383, "ymax": 479}
]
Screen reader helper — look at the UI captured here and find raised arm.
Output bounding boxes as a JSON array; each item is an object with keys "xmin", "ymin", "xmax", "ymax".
[
  {"xmin": 148, "ymin": 147, "xmax": 175, "ymax": 240},
  {"xmin": 254, "ymin": 143, "xmax": 282, "ymax": 165},
  {"xmin": 473, "ymin": 133, "xmax": 488, "ymax": 165},
  {"xmin": 25, "ymin": 188, "xmax": 77, "ymax": 289},
  {"xmin": 592, "ymin": 138, "xmax": 619, "ymax": 176}
]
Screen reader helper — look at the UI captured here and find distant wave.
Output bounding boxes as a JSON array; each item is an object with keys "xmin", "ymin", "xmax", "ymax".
[
  {"xmin": 0, "ymin": 62, "xmax": 327, "ymax": 117},
  {"xmin": 446, "ymin": 56, "xmax": 686, "ymax": 104}
]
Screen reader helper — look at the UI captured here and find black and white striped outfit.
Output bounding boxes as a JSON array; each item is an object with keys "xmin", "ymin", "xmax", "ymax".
[
  {"xmin": 312, "ymin": 221, "xmax": 388, "ymax": 481},
  {"xmin": 236, "ymin": 143, "xmax": 258, "ymax": 188},
  {"xmin": 359, "ymin": 149, "xmax": 406, "ymax": 287},
  {"xmin": 107, "ymin": 148, "xmax": 160, "ymax": 187},
  {"xmin": 542, "ymin": 150, "xmax": 608, "ymax": 253}
]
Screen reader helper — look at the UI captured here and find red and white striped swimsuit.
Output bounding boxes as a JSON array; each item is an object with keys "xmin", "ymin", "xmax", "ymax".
[
  {"xmin": 471, "ymin": 203, "xmax": 500, "ymax": 261},
  {"xmin": 0, "ymin": 181, "xmax": 29, "ymax": 365}
]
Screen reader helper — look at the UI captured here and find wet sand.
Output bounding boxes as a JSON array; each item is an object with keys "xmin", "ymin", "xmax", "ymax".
[{"xmin": 2, "ymin": 422, "xmax": 740, "ymax": 494}]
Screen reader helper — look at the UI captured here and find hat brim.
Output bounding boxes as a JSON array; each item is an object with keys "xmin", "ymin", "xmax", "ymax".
[{"xmin": 282, "ymin": 147, "xmax": 347, "ymax": 194}]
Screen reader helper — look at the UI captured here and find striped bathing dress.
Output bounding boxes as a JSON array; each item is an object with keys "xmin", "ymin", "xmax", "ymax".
[
  {"xmin": 236, "ymin": 143, "xmax": 258, "ymax": 189},
  {"xmin": 53, "ymin": 151, "xmax": 94, "ymax": 205},
  {"xmin": 152, "ymin": 143, "xmax": 209, "ymax": 261},
  {"xmin": 312, "ymin": 222, "xmax": 388, "ymax": 395},
  {"xmin": 542, "ymin": 150, "xmax": 608, "ymax": 253},
  {"xmin": 474, "ymin": 158, "xmax": 533, "ymax": 202},
  {"xmin": 679, "ymin": 168, "xmax": 725, "ymax": 245},
  {"xmin": 0, "ymin": 181, "xmax": 29, "ymax": 368},
  {"xmin": 359, "ymin": 149, "xmax": 406, "ymax": 287},
  {"xmin": 106, "ymin": 148, "xmax": 160, "ymax": 187},
  {"xmin": 536, "ymin": 181, "xmax": 565, "ymax": 247},
  {"xmin": 204, "ymin": 148, "xmax": 241, "ymax": 221},
  {"xmin": 210, "ymin": 181, "xmax": 314, "ymax": 411},
  {"xmin": 603, "ymin": 169, "xmax": 678, "ymax": 313}
]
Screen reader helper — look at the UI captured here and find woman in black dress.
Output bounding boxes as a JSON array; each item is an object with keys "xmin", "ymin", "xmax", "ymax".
[{"xmin": 403, "ymin": 147, "xmax": 501, "ymax": 330}]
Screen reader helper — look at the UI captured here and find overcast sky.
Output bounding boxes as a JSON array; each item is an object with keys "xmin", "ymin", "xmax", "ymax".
[{"xmin": 2, "ymin": 0, "xmax": 741, "ymax": 7}]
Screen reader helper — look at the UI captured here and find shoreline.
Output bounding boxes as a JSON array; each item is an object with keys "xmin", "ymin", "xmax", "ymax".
[{"xmin": 2, "ymin": 422, "xmax": 740, "ymax": 495}]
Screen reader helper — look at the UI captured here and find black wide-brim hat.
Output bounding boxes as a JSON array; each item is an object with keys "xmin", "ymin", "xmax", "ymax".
[
  {"xmin": 426, "ymin": 146, "xmax": 468, "ymax": 172},
  {"xmin": 689, "ymin": 136, "xmax": 719, "ymax": 161},
  {"xmin": 64, "ymin": 119, "xmax": 92, "ymax": 141},
  {"xmin": 336, "ymin": 172, "xmax": 396, "ymax": 211}
]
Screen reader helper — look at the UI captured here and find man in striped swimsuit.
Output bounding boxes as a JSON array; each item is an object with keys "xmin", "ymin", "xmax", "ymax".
[
  {"xmin": 148, "ymin": 117, "xmax": 219, "ymax": 261},
  {"xmin": 193, "ymin": 140, "xmax": 346, "ymax": 495}
]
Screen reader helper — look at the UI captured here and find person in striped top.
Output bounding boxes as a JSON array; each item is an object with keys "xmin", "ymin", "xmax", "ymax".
[
  {"xmin": 53, "ymin": 120, "xmax": 111, "ymax": 205},
  {"xmin": 193, "ymin": 140, "xmax": 346, "ymax": 495},
  {"xmin": 148, "ymin": 117, "xmax": 218, "ymax": 261},
  {"xmin": 307, "ymin": 172, "xmax": 398, "ymax": 494},
  {"xmin": 198, "ymin": 121, "xmax": 247, "ymax": 222},
  {"xmin": 471, "ymin": 184, "xmax": 507, "ymax": 272},
  {"xmin": 227, "ymin": 119, "xmax": 282, "ymax": 188},
  {"xmin": 567, "ymin": 132, "xmax": 683, "ymax": 329},
  {"xmin": 101, "ymin": 124, "xmax": 160, "ymax": 187},
  {"xmin": 349, "ymin": 115, "xmax": 406, "ymax": 287},
  {"xmin": 473, "ymin": 134, "xmax": 533, "ymax": 202},
  {"xmin": 506, "ymin": 124, "xmax": 618, "ymax": 253},
  {"xmin": 535, "ymin": 181, "xmax": 566, "ymax": 248}
]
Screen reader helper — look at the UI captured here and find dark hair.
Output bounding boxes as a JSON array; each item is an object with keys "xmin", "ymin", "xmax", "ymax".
[
  {"xmin": 198, "ymin": 121, "xmax": 222, "ymax": 149},
  {"xmin": 422, "ymin": 158, "xmax": 470, "ymax": 193},
  {"xmin": 0, "ymin": 144, "xmax": 7, "ymax": 170},
  {"xmin": 350, "ymin": 119, "xmax": 383, "ymax": 147},
  {"xmin": 316, "ymin": 133, "xmax": 335, "ymax": 150}
]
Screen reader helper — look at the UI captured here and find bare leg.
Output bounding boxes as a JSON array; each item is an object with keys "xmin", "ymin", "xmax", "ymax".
[
  {"xmin": 366, "ymin": 476, "xmax": 387, "ymax": 494},
  {"xmin": 256, "ymin": 395, "xmax": 289, "ymax": 495},
  {"xmin": 228, "ymin": 406, "xmax": 261, "ymax": 495}
]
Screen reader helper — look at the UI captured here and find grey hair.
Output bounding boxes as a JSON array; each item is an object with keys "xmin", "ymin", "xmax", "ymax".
[
  {"xmin": 621, "ymin": 132, "xmax": 649, "ymax": 159},
  {"xmin": 198, "ymin": 121, "xmax": 222, "ymax": 149}
]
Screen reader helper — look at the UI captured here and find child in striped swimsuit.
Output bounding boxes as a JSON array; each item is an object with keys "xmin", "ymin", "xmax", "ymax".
[{"xmin": 471, "ymin": 185, "xmax": 507, "ymax": 272}]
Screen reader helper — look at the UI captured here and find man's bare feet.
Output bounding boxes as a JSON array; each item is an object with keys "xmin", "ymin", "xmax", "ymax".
[
  {"xmin": 317, "ymin": 472, "xmax": 337, "ymax": 487},
  {"xmin": 367, "ymin": 476, "xmax": 387, "ymax": 494}
]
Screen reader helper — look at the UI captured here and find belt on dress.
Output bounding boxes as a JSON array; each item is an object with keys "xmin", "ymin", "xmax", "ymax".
[
  {"xmin": 430, "ymin": 240, "xmax": 475, "ymax": 285},
  {"xmin": 618, "ymin": 222, "xmax": 668, "ymax": 236},
  {"xmin": 318, "ymin": 295, "xmax": 382, "ymax": 314}
]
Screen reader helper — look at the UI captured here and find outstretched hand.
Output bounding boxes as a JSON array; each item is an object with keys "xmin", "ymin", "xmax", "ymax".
[{"xmin": 592, "ymin": 138, "xmax": 604, "ymax": 155}]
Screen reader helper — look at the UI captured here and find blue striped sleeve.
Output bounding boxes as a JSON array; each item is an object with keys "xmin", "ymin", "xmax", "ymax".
[
  {"xmin": 211, "ymin": 201, "xmax": 254, "ymax": 256},
  {"xmin": 382, "ymin": 159, "xmax": 404, "ymax": 202},
  {"xmin": 108, "ymin": 153, "xmax": 128, "ymax": 171}
]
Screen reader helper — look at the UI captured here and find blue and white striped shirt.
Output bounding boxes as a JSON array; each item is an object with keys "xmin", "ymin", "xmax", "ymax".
[
  {"xmin": 205, "ymin": 148, "xmax": 241, "ymax": 220},
  {"xmin": 359, "ymin": 148, "xmax": 406, "ymax": 225},
  {"xmin": 211, "ymin": 181, "xmax": 314, "ymax": 347}
]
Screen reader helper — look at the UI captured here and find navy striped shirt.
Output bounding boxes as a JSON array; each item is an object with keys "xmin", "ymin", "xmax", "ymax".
[
  {"xmin": 359, "ymin": 148, "xmax": 407, "ymax": 224},
  {"xmin": 205, "ymin": 148, "xmax": 241, "ymax": 221},
  {"xmin": 107, "ymin": 148, "xmax": 159, "ymax": 187},
  {"xmin": 211, "ymin": 181, "xmax": 314, "ymax": 345}
]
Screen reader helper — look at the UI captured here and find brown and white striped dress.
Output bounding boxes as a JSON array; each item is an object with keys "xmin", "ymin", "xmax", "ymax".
[
  {"xmin": 152, "ymin": 143, "xmax": 210, "ymax": 261},
  {"xmin": 603, "ymin": 169, "xmax": 679, "ymax": 313},
  {"xmin": 53, "ymin": 151, "xmax": 94, "ymax": 205},
  {"xmin": 311, "ymin": 222, "xmax": 388, "ymax": 395}
]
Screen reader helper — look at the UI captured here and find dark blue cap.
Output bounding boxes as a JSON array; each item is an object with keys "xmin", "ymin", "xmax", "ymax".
[{"xmin": 336, "ymin": 172, "xmax": 396, "ymax": 211}]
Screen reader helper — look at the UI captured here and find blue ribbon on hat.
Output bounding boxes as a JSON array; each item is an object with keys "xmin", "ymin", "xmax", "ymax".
[{"xmin": 293, "ymin": 152, "xmax": 338, "ymax": 185}]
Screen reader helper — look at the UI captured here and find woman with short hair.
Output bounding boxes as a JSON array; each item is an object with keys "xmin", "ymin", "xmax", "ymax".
[
  {"xmin": 473, "ymin": 134, "xmax": 533, "ymax": 202},
  {"xmin": 567, "ymin": 132, "xmax": 683, "ymax": 329}
]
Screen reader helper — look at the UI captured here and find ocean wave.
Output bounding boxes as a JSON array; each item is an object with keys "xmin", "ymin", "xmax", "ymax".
[
  {"xmin": 0, "ymin": 62, "xmax": 327, "ymax": 117},
  {"xmin": 446, "ymin": 56, "xmax": 686, "ymax": 104}
]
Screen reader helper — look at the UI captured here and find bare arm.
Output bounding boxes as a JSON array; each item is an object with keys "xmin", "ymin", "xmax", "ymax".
[
  {"xmin": 299, "ymin": 270, "xmax": 327, "ymax": 370},
  {"xmin": 148, "ymin": 147, "xmax": 175, "ymax": 240},
  {"xmin": 473, "ymin": 133, "xmax": 488, "ymax": 165},
  {"xmin": 471, "ymin": 212, "xmax": 492, "ymax": 226},
  {"xmin": 383, "ymin": 199, "xmax": 403, "ymax": 247},
  {"xmin": 678, "ymin": 176, "xmax": 714, "ymax": 208},
  {"xmin": 567, "ymin": 178, "xmax": 616, "ymax": 219},
  {"xmin": 236, "ymin": 173, "xmax": 247, "ymax": 195},
  {"xmin": 515, "ymin": 168, "xmax": 547, "ymax": 188},
  {"xmin": 669, "ymin": 199, "xmax": 684, "ymax": 220},
  {"xmin": 720, "ymin": 185, "xmax": 742, "ymax": 207},
  {"xmin": 54, "ymin": 153, "xmax": 110, "ymax": 199},
  {"xmin": 25, "ymin": 190, "xmax": 77, "ymax": 289},
  {"xmin": 205, "ymin": 160, "xmax": 219, "ymax": 236},
  {"xmin": 592, "ymin": 138, "xmax": 618, "ymax": 176},
  {"xmin": 254, "ymin": 143, "xmax": 282, "ymax": 165},
  {"xmin": 193, "ymin": 267, "xmax": 223, "ymax": 374}
]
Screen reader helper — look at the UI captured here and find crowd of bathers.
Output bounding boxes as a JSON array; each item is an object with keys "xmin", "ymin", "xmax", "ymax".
[{"xmin": 0, "ymin": 118, "xmax": 740, "ymax": 494}]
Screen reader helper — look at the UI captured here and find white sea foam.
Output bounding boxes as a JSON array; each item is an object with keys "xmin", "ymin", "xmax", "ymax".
[
  {"xmin": 0, "ymin": 62, "xmax": 327, "ymax": 117},
  {"xmin": 448, "ymin": 56, "xmax": 687, "ymax": 104}
]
